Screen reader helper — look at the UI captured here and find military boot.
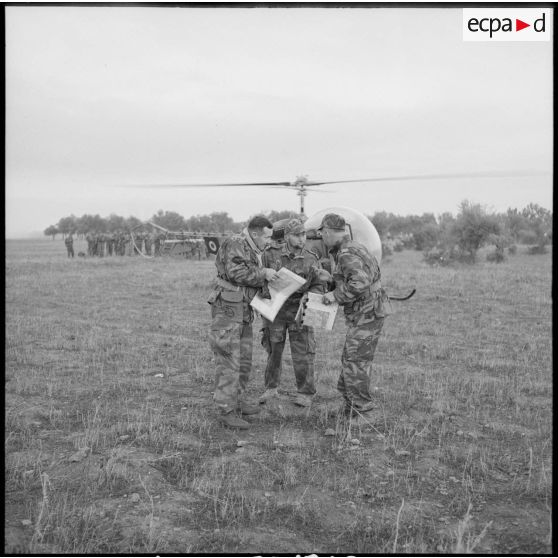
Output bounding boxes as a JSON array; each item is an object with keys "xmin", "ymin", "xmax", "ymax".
[
  {"xmin": 219, "ymin": 412, "xmax": 250, "ymax": 430},
  {"xmin": 237, "ymin": 401, "xmax": 261, "ymax": 415}
]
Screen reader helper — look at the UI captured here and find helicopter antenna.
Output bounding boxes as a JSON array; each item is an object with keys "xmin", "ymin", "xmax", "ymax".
[{"xmin": 293, "ymin": 175, "xmax": 310, "ymax": 216}]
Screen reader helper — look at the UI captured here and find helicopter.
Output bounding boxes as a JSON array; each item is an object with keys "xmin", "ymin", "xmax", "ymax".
[
  {"xmin": 130, "ymin": 170, "xmax": 539, "ymax": 259},
  {"xmin": 126, "ymin": 168, "xmax": 544, "ymax": 269},
  {"xmin": 131, "ymin": 170, "xmax": 537, "ymax": 219},
  {"xmin": 127, "ymin": 169, "xmax": 542, "ymax": 300}
]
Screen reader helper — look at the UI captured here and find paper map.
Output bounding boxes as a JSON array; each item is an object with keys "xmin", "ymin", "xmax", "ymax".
[
  {"xmin": 296, "ymin": 292, "xmax": 338, "ymax": 330},
  {"xmin": 250, "ymin": 267, "xmax": 307, "ymax": 321}
]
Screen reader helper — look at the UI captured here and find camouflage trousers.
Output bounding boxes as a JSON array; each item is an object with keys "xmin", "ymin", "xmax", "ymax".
[
  {"xmin": 338, "ymin": 314, "xmax": 385, "ymax": 411},
  {"xmin": 209, "ymin": 302, "xmax": 254, "ymax": 414},
  {"xmin": 261, "ymin": 318, "xmax": 316, "ymax": 395}
]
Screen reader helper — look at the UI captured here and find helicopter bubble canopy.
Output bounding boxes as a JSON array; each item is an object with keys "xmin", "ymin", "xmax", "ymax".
[{"xmin": 304, "ymin": 207, "xmax": 382, "ymax": 264}]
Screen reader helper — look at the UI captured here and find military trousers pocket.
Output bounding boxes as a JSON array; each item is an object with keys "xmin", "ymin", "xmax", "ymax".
[
  {"xmin": 305, "ymin": 328, "xmax": 316, "ymax": 355},
  {"xmin": 210, "ymin": 323, "xmax": 237, "ymax": 357},
  {"xmin": 344, "ymin": 324, "xmax": 381, "ymax": 362},
  {"xmin": 212, "ymin": 291, "xmax": 245, "ymax": 323}
]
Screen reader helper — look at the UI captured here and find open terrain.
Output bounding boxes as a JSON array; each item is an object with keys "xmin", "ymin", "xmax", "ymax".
[{"xmin": 5, "ymin": 238, "xmax": 552, "ymax": 554}]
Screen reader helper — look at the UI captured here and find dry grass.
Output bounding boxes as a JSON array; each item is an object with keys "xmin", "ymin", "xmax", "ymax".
[{"xmin": 5, "ymin": 238, "xmax": 552, "ymax": 554}]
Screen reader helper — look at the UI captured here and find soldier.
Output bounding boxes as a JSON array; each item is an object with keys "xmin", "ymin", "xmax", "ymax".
[
  {"xmin": 120, "ymin": 230, "xmax": 127, "ymax": 256},
  {"xmin": 114, "ymin": 230, "xmax": 122, "ymax": 256},
  {"xmin": 319, "ymin": 213, "xmax": 392, "ymax": 422},
  {"xmin": 95, "ymin": 233, "xmax": 102, "ymax": 257},
  {"xmin": 99, "ymin": 232, "xmax": 104, "ymax": 256},
  {"xmin": 153, "ymin": 231, "xmax": 162, "ymax": 256},
  {"xmin": 125, "ymin": 232, "xmax": 133, "ymax": 256},
  {"xmin": 92, "ymin": 233, "xmax": 99, "ymax": 256},
  {"xmin": 145, "ymin": 231, "xmax": 153, "ymax": 256},
  {"xmin": 194, "ymin": 239, "xmax": 203, "ymax": 260},
  {"xmin": 64, "ymin": 232, "xmax": 75, "ymax": 258},
  {"xmin": 208, "ymin": 216, "xmax": 280, "ymax": 429},
  {"xmin": 259, "ymin": 218, "xmax": 329, "ymax": 407},
  {"xmin": 86, "ymin": 232, "xmax": 94, "ymax": 256},
  {"xmin": 107, "ymin": 232, "xmax": 112, "ymax": 256}
]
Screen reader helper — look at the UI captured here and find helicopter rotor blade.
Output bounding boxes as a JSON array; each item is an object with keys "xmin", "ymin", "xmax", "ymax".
[
  {"xmin": 266, "ymin": 185, "xmax": 334, "ymax": 192},
  {"xmin": 120, "ymin": 169, "xmax": 547, "ymax": 191},
  {"xmin": 305, "ymin": 170, "xmax": 547, "ymax": 186},
  {"xmin": 123, "ymin": 181, "xmax": 292, "ymax": 189}
]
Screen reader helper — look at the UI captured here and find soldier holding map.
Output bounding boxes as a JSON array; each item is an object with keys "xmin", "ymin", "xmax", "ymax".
[
  {"xmin": 319, "ymin": 213, "xmax": 392, "ymax": 422},
  {"xmin": 259, "ymin": 218, "xmax": 329, "ymax": 407},
  {"xmin": 208, "ymin": 216, "xmax": 280, "ymax": 429}
]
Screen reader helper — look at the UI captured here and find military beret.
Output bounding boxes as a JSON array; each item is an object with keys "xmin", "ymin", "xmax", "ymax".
[
  {"xmin": 317, "ymin": 213, "xmax": 346, "ymax": 231},
  {"xmin": 284, "ymin": 218, "xmax": 306, "ymax": 235}
]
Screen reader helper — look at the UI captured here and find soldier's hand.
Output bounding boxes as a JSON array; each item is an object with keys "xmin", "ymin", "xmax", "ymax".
[
  {"xmin": 316, "ymin": 268, "xmax": 332, "ymax": 283},
  {"xmin": 322, "ymin": 291, "xmax": 337, "ymax": 305},
  {"xmin": 264, "ymin": 268, "xmax": 281, "ymax": 282}
]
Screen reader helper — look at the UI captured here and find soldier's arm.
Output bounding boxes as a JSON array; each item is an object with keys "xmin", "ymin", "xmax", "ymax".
[
  {"xmin": 306, "ymin": 256, "xmax": 331, "ymax": 294},
  {"xmin": 224, "ymin": 239, "xmax": 267, "ymax": 287},
  {"xmin": 332, "ymin": 250, "xmax": 377, "ymax": 304}
]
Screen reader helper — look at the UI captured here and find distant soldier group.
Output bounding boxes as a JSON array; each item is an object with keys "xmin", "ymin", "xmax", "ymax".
[
  {"xmin": 70, "ymin": 230, "xmax": 205, "ymax": 258},
  {"xmin": 84, "ymin": 231, "xmax": 136, "ymax": 257}
]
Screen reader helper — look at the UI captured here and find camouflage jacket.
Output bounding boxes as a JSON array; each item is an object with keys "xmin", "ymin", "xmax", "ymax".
[
  {"xmin": 262, "ymin": 243, "xmax": 327, "ymax": 305},
  {"xmin": 329, "ymin": 235, "xmax": 383, "ymax": 320},
  {"xmin": 214, "ymin": 230, "xmax": 267, "ymax": 302}
]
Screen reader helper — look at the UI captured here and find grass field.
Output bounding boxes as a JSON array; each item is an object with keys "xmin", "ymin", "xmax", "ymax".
[{"xmin": 5, "ymin": 238, "xmax": 553, "ymax": 554}]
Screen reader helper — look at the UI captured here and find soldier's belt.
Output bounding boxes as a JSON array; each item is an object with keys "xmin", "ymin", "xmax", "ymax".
[
  {"xmin": 351, "ymin": 284, "xmax": 382, "ymax": 309},
  {"xmin": 353, "ymin": 282, "xmax": 381, "ymax": 303},
  {"xmin": 216, "ymin": 276, "xmax": 241, "ymax": 291}
]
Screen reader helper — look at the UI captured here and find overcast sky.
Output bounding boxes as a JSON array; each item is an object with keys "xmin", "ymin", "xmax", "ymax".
[{"xmin": 5, "ymin": 6, "xmax": 553, "ymax": 237}]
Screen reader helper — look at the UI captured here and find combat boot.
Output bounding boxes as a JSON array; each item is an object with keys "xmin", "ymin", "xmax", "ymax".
[
  {"xmin": 237, "ymin": 401, "xmax": 261, "ymax": 415},
  {"xmin": 219, "ymin": 412, "xmax": 250, "ymax": 430}
]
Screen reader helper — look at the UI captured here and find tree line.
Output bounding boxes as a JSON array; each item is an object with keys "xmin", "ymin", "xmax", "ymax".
[
  {"xmin": 45, "ymin": 202, "xmax": 551, "ymax": 263},
  {"xmin": 375, "ymin": 201, "xmax": 552, "ymax": 262},
  {"xmin": 44, "ymin": 209, "xmax": 300, "ymax": 240}
]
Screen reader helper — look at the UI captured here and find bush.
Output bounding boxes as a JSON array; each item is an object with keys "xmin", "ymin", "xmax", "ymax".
[
  {"xmin": 527, "ymin": 245, "xmax": 548, "ymax": 255},
  {"xmin": 423, "ymin": 246, "xmax": 459, "ymax": 266},
  {"xmin": 381, "ymin": 243, "xmax": 393, "ymax": 256},
  {"xmin": 413, "ymin": 223, "xmax": 439, "ymax": 251},
  {"xmin": 518, "ymin": 230, "xmax": 538, "ymax": 245},
  {"xmin": 486, "ymin": 234, "xmax": 508, "ymax": 263},
  {"xmin": 451, "ymin": 201, "xmax": 501, "ymax": 263},
  {"xmin": 486, "ymin": 250, "xmax": 506, "ymax": 263}
]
